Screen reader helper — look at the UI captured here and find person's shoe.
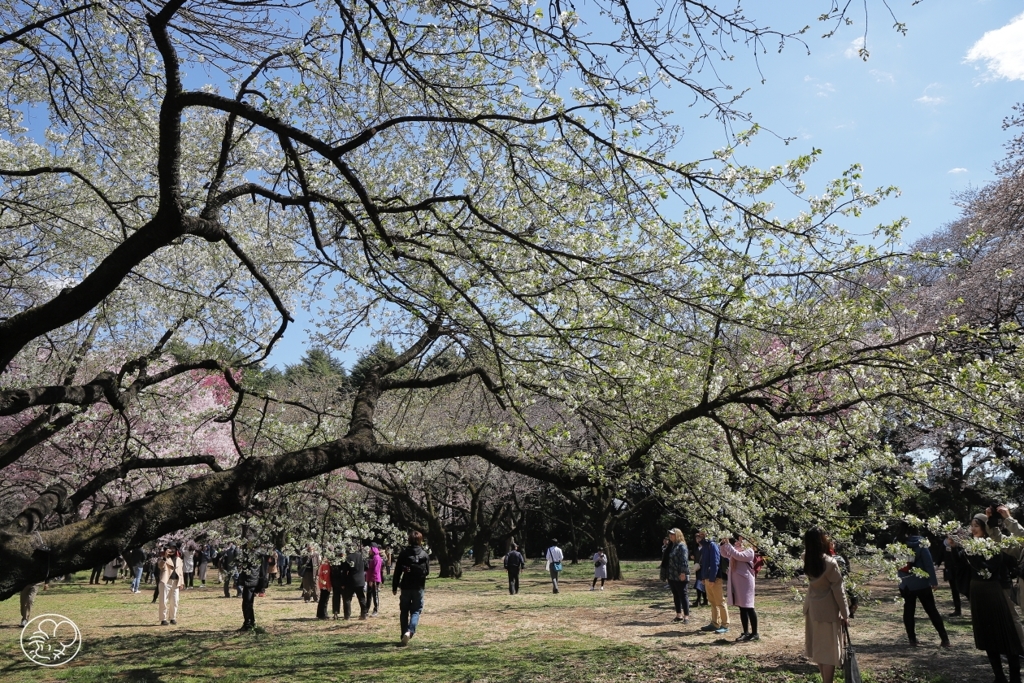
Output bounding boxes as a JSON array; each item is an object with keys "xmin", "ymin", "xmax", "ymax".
[
  {"xmin": 683, "ymin": 616, "xmax": 689, "ymax": 624},
  {"xmin": 170, "ymin": 619, "xmax": 176, "ymax": 625},
  {"xmin": 600, "ymin": 586, "xmax": 604, "ymax": 590},
  {"xmin": 237, "ymin": 622, "xmax": 252, "ymax": 632},
  {"xmin": 700, "ymin": 624, "xmax": 717, "ymax": 632},
  {"xmin": 20, "ymin": 618, "xmax": 28, "ymax": 627},
  {"xmin": 736, "ymin": 633, "xmax": 749, "ymax": 642},
  {"xmin": 673, "ymin": 615, "xmax": 683, "ymax": 622},
  {"xmin": 948, "ymin": 611, "xmax": 961, "ymax": 618},
  {"xmin": 590, "ymin": 586, "xmax": 596, "ymax": 591},
  {"xmin": 371, "ymin": 611, "xmax": 378, "ymax": 617},
  {"xmin": 940, "ymin": 639, "xmax": 950, "ymax": 648},
  {"xmin": 400, "ymin": 632, "xmax": 411, "ymax": 646},
  {"xmin": 359, "ymin": 613, "xmax": 368, "ymax": 620},
  {"xmin": 715, "ymin": 627, "xmax": 729, "ymax": 634},
  {"xmin": 161, "ymin": 620, "xmax": 169, "ymax": 625},
  {"xmin": 747, "ymin": 633, "xmax": 760, "ymax": 642}
]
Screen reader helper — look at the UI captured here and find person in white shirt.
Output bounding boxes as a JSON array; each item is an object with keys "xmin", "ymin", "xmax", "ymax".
[{"xmin": 545, "ymin": 540, "xmax": 564, "ymax": 594}]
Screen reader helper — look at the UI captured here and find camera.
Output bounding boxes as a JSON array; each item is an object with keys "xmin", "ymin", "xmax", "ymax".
[{"xmin": 988, "ymin": 503, "xmax": 1004, "ymax": 528}]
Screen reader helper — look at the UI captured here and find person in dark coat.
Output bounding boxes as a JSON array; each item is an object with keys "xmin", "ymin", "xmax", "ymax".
[
  {"xmin": 392, "ymin": 531, "xmax": 430, "ymax": 646},
  {"xmin": 503, "ymin": 543, "xmax": 525, "ymax": 595},
  {"xmin": 954, "ymin": 513, "xmax": 1022, "ymax": 683},
  {"xmin": 339, "ymin": 545, "xmax": 368, "ymax": 620},
  {"xmin": 237, "ymin": 548, "xmax": 269, "ymax": 631}
]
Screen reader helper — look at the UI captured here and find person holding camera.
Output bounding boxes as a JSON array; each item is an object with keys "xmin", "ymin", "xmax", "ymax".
[
  {"xmin": 156, "ymin": 545, "xmax": 183, "ymax": 625},
  {"xmin": 592, "ymin": 547, "xmax": 609, "ymax": 591},
  {"xmin": 986, "ymin": 504, "xmax": 1024, "ymax": 641},
  {"xmin": 951, "ymin": 512, "xmax": 1023, "ymax": 683}
]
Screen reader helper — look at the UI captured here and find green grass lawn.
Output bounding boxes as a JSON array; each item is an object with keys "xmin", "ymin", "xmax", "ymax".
[{"xmin": 0, "ymin": 561, "xmax": 981, "ymax": 682}]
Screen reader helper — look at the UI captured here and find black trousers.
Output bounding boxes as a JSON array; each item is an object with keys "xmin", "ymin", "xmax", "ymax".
[
  {"xmin": 366, "ymin": 582, "xmax": 379, "ymax": 611},
  {"xmin": 241, "ymin": 585, "xmax": 258, "ymax": 625},
  {"xmin": 947, "ymin": 574, "xmax": 962, "ymax": 613},
  {"xmin": 318, "ymin": 588, "xmax": 331, "ymax": 619},
  {"xmin": 508, "ymin": 570, "xmax": 520, "ymax": 595},
  {"xmin": 668, "ymin": 579, "xmax": 689, "ymax": 615},
  {"xmin": 901, "ymin": 587, "xmax": 948, "ymax": 642},
  {"xmin": 341, "ymin": 585, "xmax": 367, "ymax": 618}
]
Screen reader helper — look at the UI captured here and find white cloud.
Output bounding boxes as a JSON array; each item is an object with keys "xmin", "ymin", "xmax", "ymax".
[
  {"xmin": 948, "ymin": 168, "xmax": 968, "ymax": 174},
  {"xmin": 915, "ymin": 83, "xmax": 945, "ymax": 105},
  {"xmin": 845, "ymin": 36, "xmax": 865, "ymax": 60},
  {"xmin": 869, "ymin": 69, "xmax": 894, "ymax": 84},
  {"xmin": 816, "ymin": 82, "xmax": 835, "ymax": 97},
  {"xmin": 966, "ymin": 12, "xmax": 1024, "ymax": 80}
]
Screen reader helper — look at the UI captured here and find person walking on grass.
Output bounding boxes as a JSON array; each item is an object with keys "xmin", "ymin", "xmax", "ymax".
[
  {"xmin": 719, "ymin": 534, "xmax": 760, "ymax": 642},
  {"xmin": 803, "ymin": 527, "xmax": 850, "ymax": 683},
  {"xmin": 392, "ymin": 531, "xmax": 430, "ymax": 646},
  {"xmin": 156, "ymin": 545, "xmax": 183, "ymax": 626},
  {"xmin": 504, "ymin": 543, "xmax": 525, "ymax": 595},
  {"xmin": 666, "ymin": 529, "xmax": 690, "ymax": 624},
  {"xmin": 697, "ymin": 530, "xmax": 729, "ymax": 634},
  {"xmin": 545, "ymin": 539, "xmax": 564, "ymax": 594},
  {"xmin": 897, "ymin": 525, "xmax": 949, "ymax": 649},
  {"xmin": 125, "ymin": 546, "xmax": 146, "ymax": 594},
  {"xmin": 592, "ymin": 547, "xmax": 609, "ymax": 591},
  {"xmin": 20, "ymin": 582, "xmax": 42, "ymax": 627}
]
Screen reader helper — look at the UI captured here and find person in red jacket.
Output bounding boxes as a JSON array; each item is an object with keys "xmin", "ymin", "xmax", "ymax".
[{"xmin": 316, "ymin": 557, "xmax": 332, "ymax": 620}]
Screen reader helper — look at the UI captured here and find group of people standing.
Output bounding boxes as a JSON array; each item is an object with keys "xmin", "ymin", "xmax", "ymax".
[{"xmin": 660, "ymin": 528, "xmax": 761, "ymax": 641}]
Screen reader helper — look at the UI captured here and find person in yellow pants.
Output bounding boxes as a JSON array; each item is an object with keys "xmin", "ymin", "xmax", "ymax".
[{"xmin": 696, "ymin": 530, "xmax": 730, "ymax": 634}]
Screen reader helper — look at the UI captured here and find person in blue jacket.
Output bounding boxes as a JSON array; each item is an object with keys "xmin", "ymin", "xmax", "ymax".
[
  {"xmin": 898, "ymin": 526, "xmax": 949, "ymax": 648},
  {"xmin": 696, "ymin": 529, "xmax": 729, "ymax": 634}
]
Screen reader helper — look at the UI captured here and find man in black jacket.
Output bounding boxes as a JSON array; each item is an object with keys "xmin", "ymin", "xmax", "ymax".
[
  {"xmin": 339, "ymin": 545, "xmax": 368, "ymax": 620},
  {"xmin": 392, "ymin": 531, "xmax": 430, "ymax": 646},
  {"xmin": 503, "ymin": 543, "xmax": 525, "ymax": 595},
  {"xmin": 237, "ymin": 547, "xmax": 269, "ymax": 631}
]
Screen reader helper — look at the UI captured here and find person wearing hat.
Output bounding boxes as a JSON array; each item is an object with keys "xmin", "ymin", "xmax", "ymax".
[{"xmin": 951, "ymin": 512, "xmax": 1023, "ymax": 683}]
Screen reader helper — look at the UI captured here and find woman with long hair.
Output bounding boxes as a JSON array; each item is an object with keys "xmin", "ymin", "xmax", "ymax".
[
  {"xmin": 667, "ymin": 529, "xmax": 690, "ymax": 623},
  {"xmin": 802, "ymin": 527, "xmax": 849, "ymax": 683}
]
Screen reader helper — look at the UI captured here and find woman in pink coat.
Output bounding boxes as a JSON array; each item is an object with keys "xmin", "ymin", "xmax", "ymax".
[
  {"xmin": 365, "ymin": 544, "xmax": 383, "ymax": 616},
  {"xmin": 719, "ymin": 535, "xmax": 759, "ymax": 642}
]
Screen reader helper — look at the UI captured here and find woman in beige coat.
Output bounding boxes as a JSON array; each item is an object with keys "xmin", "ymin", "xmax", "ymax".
[
  {"xmin": 803, "ymin": 527, "xmax": 850, "ymax": 683},
  {"xmin": 157, "ymin": 546, "xmax": 184, "ymax": 625}
]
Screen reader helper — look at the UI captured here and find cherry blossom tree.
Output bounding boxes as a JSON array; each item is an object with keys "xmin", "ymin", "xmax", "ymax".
[{"xmin": 0, "ymin": 0, "xmax": 995, "ymax": 600}]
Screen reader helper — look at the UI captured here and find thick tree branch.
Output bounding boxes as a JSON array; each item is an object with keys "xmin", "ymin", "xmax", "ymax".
[{"xmin": 69, "ymin": 455, "xmax": 224, "ymax": 509}]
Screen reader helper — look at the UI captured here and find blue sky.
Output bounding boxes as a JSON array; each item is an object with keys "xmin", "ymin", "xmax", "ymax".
[
  {"xmin": 268, "ymin": 1, "xmax": 1024, "ymax": 369},
  {"xmin": 678, "ymin": 1, "xmax": 1024, "ymax": 244}
]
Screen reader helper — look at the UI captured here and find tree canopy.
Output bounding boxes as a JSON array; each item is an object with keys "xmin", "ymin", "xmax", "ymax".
[{"xmin": 0, "ymin": 0, "xmax": 1014, "ymax": 599}]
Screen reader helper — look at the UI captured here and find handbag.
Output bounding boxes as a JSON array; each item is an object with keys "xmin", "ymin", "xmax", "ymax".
[
  {"xmin": 553, "ymin": 561, "xmax": 563, "ymax": 572},
  {"xmin": 843, "ymin": 625, "xmax": 862, "ymax": 683}
]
